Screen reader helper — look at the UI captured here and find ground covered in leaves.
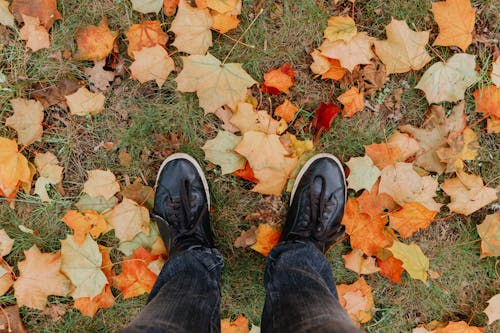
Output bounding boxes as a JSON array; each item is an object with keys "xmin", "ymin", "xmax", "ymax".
[{"xmin": 0, "ymin": 0, "xmax": 499, "ymax": 332}]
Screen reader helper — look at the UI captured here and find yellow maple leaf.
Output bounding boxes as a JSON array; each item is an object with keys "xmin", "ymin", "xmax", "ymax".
[
  {"xmin": 126, "ymin": 20, "xmax": 168, "ymax": 59},
  {"xmin": 432, "ymin": 0, "xmax": 476, "ymax": 51},
  {"xmin": 252, "ymin": 157, "xmax": 297, "ymax": 196},
  {"xmin": 6, "ymin": 98, "xmax": 44, "ymax": 146},
  {"xmin": 234, "ymin": 131, "xmax": 289, "ymax": 171},
  {"xmin": 388, "ymin": 240, "xmax": 429, "ymax": 282},
  {"xmin": 320, "ymin": 32, "xmax": 374, "ymax": 71},
  {"xmin": 206, "ymin": 0, "xmax": 238, "ymax": 13},
  {"xmin": 130, "ymin": 45, "xmax": 175, "ymax": 87},
  {"xmin": 211, "ymin": 11, "xmax": 240, "ymax": 34},
  {"xmin": 324, "ymin": 16, "xmax": 357, "ymax": 42}
]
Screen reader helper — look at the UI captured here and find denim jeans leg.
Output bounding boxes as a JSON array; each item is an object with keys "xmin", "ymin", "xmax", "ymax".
[
  {"xmin": 261, "ymin": 241, "xmax": 363, "ymax": 333},
  {"xmin": 120, "ymin": 247, "xmax": 224, "ymax": 333}
]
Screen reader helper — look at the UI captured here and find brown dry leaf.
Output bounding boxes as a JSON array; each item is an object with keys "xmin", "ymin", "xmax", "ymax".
[
  {"xmin": 320, "ymin": 32, "xmax": 375, "ymax": 71},
  {"xmin": 65, "ymin": 87, "xmax": 105, "ymax": 116},
  {"xmin": 235, "ymin": 131, "xmax": 289, "ymax": 171},
  {"xmin": 389, "ymin": 202, "xmax": 437, "ymax": 239},
  {"xmin": 379, "ymin": 162, "xmax": 441, "ymax": 212},
  {"xmin": 5, "ymin": 98, "xmax": 44, "ymax": 146},
  {"xmin": 73, "ymin": 285, "xmax": 115, "ymax": 318},
  {"xmin": 0, "ymin": 137, "xmax": 31, "ymax": 198},
  {"xmin": 130, "ymin": 45, "xmax": 175, "ymax": 87},
  {"xmin": 11, "ymin": 0, "xmax": 61, "ymax": 29},
  {"xmin": 441, "ymin": 171, "xmax": 497, "ymax": 215},
  {"xmin": 252, "ymin": 157, "xmax": 297, "ymax": 196},
  {"xmin": 19, "ymin": 14, "xmax": 50, "ymax": 51},
  {"xmin": 211, "ymin": 11, "xmax": 240, "ymax": 34},
  {"xmin": 74, "ymin": 17, "xmax": 118, "ymax": 61},
  {"xmin": 250, "ymin": 223, "xmax": 281, "ymax": 256},
  {"xmin": 338, "ymin": 86, "xmax": 364, "ymax": 117},
  {"xmin": 477, "ymin": 213, "xmax": 500, "ymax": 258},
  {"xmin": 83, "ymin": 169, "xmax": 120, "ymax": 200},
  {"xmin": 84, "ymin": 60, "xmax": 115, "ymax": 91},
  {"xmin": 126, "ymin": 20, "xmax": 168, "ymax": 59},
  {"xmin": 373, "ymin": 18, "xmax": 432, "ymax": 74},
  {"xmin": 0, "ymin": 306, "xmax": 28, "ymax": 333},
  {"xmin": 62, "ymin": 210, "xmax": 108, "ymax": 245},
  {"xmin": 343, "ymin": 249, "xmax": 380, "ymax": 274},
  {"xmin": 234, "ymin": 226, "xmax": 257, "ymax": 248},
  {"xmin": 106, "ymin": 198, "xmax": 150, "ymax": 243},
  {"xmin": 436, "ymin": 128, "xmax": 479, "ymax": 173},
  {"xmin": 121, "ymin": 179, "xmax": 155, "ymax": 210},
  {"xmin": 275, "ymin": 99, "xmax": 298, "ymax": 123},
  {"xmin": 337, "ymin": 277, "xmax": 374, "ymax": 325},
  {"xmin": 13, "ymin": 245, "xmax": 71, "ymax": 310},
  {"xmin": 432, "ymin": 0, "xmax": 476, "ymax": 51},
  {"xmin": 31, "ymin": 77, "xmax": 81, "ymax": 108},
  {"xmin": 163, "ymin": 0, "xmax": 180, "ymax": 16},
  {"xmin": 34, "ymin": 151, "xmax": 63, "ymax": 201},
  {"xmin": 436, "ymin": 321, "xmax": 484, "ymax": 333},
  {"xmin": 170, "ymin": 0, "xmax": 212, "ymax": 55},
  {"xmin": 399, "ymin": 102, "xmax": 467, "ymax": 174}
]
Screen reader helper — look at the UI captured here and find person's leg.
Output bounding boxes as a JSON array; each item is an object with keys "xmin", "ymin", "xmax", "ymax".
[
  {"xmin": 261, "ymin": 153, "xmax": 363, "ymax": 333},
  {"xmin": 121, "ymin": 153, "xmax": 221, "ymax": 333}
]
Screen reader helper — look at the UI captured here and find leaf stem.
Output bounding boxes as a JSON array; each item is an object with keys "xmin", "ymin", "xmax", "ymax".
[{"xmin": 222, "ymin": 8, "xmax": 264, "ymax": 66}]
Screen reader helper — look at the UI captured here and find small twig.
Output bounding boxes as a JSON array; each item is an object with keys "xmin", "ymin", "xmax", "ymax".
[
  {"xmin": 427, "ymin": 44, "xmax": 446, "ymax": 63},
  {"xmin": 222, "ymin": 8, "xmax": 264, "ymax": 65},
  {"xmin": 210, "ymin": 29, "xmax": 255, "ymax": 48}
]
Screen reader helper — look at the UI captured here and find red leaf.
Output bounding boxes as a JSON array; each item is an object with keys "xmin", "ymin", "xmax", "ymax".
[
  {"xmin": 312, "ymin": 102, "xmax": 341, "ymax": 132},
  {"xmin": 261, "ymin": 63, "xmax": 295, "ymax": 95},
  {"xmin": 233, "ymin": 162, "xmax": 258, "ymax": 183}
]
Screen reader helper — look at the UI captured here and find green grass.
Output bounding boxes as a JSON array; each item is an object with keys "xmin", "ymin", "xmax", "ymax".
[{"xmin": 0, "ymin": 0, "xmax": 499, "ymax": 332}]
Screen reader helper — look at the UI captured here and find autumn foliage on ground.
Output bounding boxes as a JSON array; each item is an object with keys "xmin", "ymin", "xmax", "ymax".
[{"xmin": 0, "ymin": 0, "xmax": 498, "ymax": 331}]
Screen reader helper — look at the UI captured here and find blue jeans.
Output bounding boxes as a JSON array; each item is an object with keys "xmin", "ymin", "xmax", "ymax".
[{"xmin": 121, "ymin": 241, "xmax": 363, "ymax": 333}]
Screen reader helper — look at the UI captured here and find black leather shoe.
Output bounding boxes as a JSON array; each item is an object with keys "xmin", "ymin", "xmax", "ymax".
[
  {"xmin": 152, "ymin": 153, "xmax": 215, "ymax": 256},
  {"xmin": 281, "ymin": 153, "xmax": 347, "ymax": 253}
]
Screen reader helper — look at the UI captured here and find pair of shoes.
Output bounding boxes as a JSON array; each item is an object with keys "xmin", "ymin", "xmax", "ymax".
[{"xmin": 153, "ymin": 153, "xmax": 346, "ymax": 256}]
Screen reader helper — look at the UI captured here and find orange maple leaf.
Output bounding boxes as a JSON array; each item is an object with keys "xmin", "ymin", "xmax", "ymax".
[
  {"xmin": 338, "ymin": 87, "xmax": 364, "ymax": 117},
  {"xmin": 126, "ymin": 21, "xmax": 168, "ymax": 59},
  {"xmin": 113, "ymin": 247, "xmax": 158, "ymax": 299},
  {"xmin": 61, "ymin": 210, "xmax": 108, "ymax": 245},
  {"xmin": 221, "ymin": 314, "xmax": 249, "ymax": 333},
  {"xmin": 431, "ymin": 0, "xmax": 476, "ymax": 51},
  {"xmin": 472, "ymin": 85, "xmax": 500, "ymax": 119},
  {"xmin": 323, "ymin": 58, "xmax": 347, "ymax": 80},
  {"xmin": 336, "ymin": 277, "xmax": 374, "ymax": 325},
  {"xmin": 388, "ymin": 202, "xmax": 437, "ymax": 239},
  {"xmin": 377, "ymin": 255, "xmax": 404, "ymax": 283},
  {"xmin": 250, "ymin": 223, "xmax": 281, "ymax": 256},
  {"xmin": 275, "ymin": 99, "xmax": 299, "ymax": 123},
  {"xmin": 163, "ymin": 0, "xmax": 180, "ymax": 16},
  {"xmin": 436, "ymin": 321, "xmax": 484, "ymax": 333},
  {"xmin": 262, "ymin": 63, "xmax": 294, "ymax": 95},
  {"xmin": 357, "ymin": 187, "xmax": 399, "ymax": 218},
  {"xmin": 73, "ymin": 285, "xmax": 115, "ymax": 318},
  {"xmin": 74, "ymin": 17, "xmax": 118, "ymax": 61},
  {"xmin": 364, "ymin": 143, "xmax": 402, "ymax": 169}
]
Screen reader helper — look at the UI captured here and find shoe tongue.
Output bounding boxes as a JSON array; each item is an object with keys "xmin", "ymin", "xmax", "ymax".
[{"xmin": 311, "ymin": 175, "xmax": 325, "ymax": 198}]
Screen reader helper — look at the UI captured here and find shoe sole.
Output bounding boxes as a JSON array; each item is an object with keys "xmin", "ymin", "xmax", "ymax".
[
  {"xmin": 289, "ymin": 153, "xmax": 347, "ymax": 205},
  {"xmin": 155, "ymin": 153, "xmax": 211, "ymax": 209}
]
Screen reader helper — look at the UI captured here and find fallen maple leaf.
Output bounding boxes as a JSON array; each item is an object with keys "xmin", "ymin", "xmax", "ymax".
[
  {"xmin": 343, "ymin": 249, "xmax": 380, "ymax": 274},
  {"xmin": 338, "ymin": 86, "xmax": 364, "ymax": 117},
  {"xmin": 74, "ymin": 17, "xmax": 118, "ymax": 61},
  {"xmin": 83, "ymin": 169, "xmax": 120, "ymax": 200},
  {"xmin": 416, "ymin": 53, "xmax": 477, "ymax": 104},
  {"xmin": 229, "ymin": 102, "xmax": 260, "ymax": 133},
  {"xmin": 483, "ymin": 293, "xmax": 500, "ymax": 325},
  {"xmin": 114, "ymin": 247, "xmax": 158, "ymax": 298},
  {"xmin": 221, "ymin": 314, "xmax": 249, "ymax": 333},
  {"xmin": 13, "ymin": 245, "xmax": 71, "ymax": 310},
  {"xmin": 65, "ymin": 87, "xmax": 106, "ymax": 116},
  {"xmin": 388, "ymin": 240, "xmax": 429, "ymax": 282},
  {"xmin": 492, "ymin": 58, "xmax": 500, "ymax": 87},
  {"xmin": 389, "ymin": 202, "xmax": 437, "ymax": 239},
  {"xmin": 126, "ymin": 20, "xmax": 168, "ymax": 59},
  {"xmin": 0, "ymin": 137, "xmax": 31, "ymax": 198},
  {"xmin": 131, "ymin": 0, "xmax": 163, "ymax": 13},
  {"xmin": 432, "ymin": 0, "xmax": 476, "ymax": 51},
  {"xmin": 477, "ymin": 214, "xmax": 499, "ymax": 258},
  {"xmin": 320, "ymin": 32, "xmax": 374, "ymax": 71},
  {"xmin": 121, "ymin": 179, "xmax": 155, "ymax": 210},
  {"xmin": 324, "ymin": 16, "xmax": 357, "ymax": 42},
  {"xmin": 212, "ymin": 11, "xmax": 240, "ymax": 34},
  {"xmin": 373, "ymin": 18, "xmax": 432, "ymax": 74},
  {"xmin": 19, "ymin": 14, "xmax": 50, "ymax": 51},
  {"xmin": 73, "ymin": 284, "xmax": 115, "ymax": 318},
  {"xmin": 6, "ymin": 98, "xmax": 44, "ymax": 146},
  {"xmin": 310, "ymin": 49, "xmax": 347, "ymax": 80},
  {"xmin": 0, "ymin": 0, "xmax": 14, "ymax": 27},
  {"xmin": 60, "ymin": 235, "xmax": 108, "ymax": 299},
  {"xmin": 436, "ymin": 128, "xmax": 479, "ymax": 173},
  {"xmin": 311, "ymin": 102, "xmax": 341, "ymax": 133},
  {"xmin": 472, "ymin": 85, "xmax": 500, "ymax": 118},
  {"xmin": 0, "ymin": 260, "xmax": 13, "ymax": 297},
  {"xmin": 250, "ymin": 223, "xmax": 281, "ymax": 256},
  {"xmin": 84, "ymin": 60, "xmax": 115, "ymax": 91},
  {"xmin": 0, "ymin": 229, "xmax": 13, "ymax": 257},
  {"xmin": 107, "ymin": 197, "xmax": 150, "ymax": 243},
  {"xmin": 346, "ymin": 155, "xmax": 381, "ymax": 192},
  {"xmin": 170, "ymin": 0, "xmax": 212, "ymax": 55},
  {"xmin": 130, "ymin": 45, "xmax": 175, "ymax": 87},
  {"xmin": 176, "ymin": 53, "xmax": 256, "ymax": 113},
  {"xmin": 235, "ymin": 131, "xmax": 289, "ymax": 171},
  {"xmin": 163, "ymin": 0, "xmax": 180, "ymax": 16},
  {"xmin": 206, "ymin": 0, "xmax": 238, "ymax": 13},
  {"xmin": 377, "ymin": 255, "xmax": 404, "ymax": 283},
  {"xmin": 364, "ymin": 130, "xmax": 420, "ymax": 170},
  {"xmin": 262, "ymin": 63, "xmax": 295, "ymax": 95},
  {"xmin": 252, "ymin": 157, "xmax": 297, "ymax": 196},
  {"xmin": 435, "ymin": 321, "xmax": 484, "ymax": 333},
  {"xmin": 62, "ymin": 210, "xmax": 108, "ymax": 245},
  {"xmin": 232, "ymin": 161, "xmax": 258, "ymax": 183},
  {"xmin": 34, "ymin": 151, "xmax": 63, "ymax": 202},
  {"xmin": 202, "ymin": 130, "xmax": 246, "ymax": 175},
  {"xmin": 11, "ymin": 0, "xmax": 61, "ymax": 29},
  {"xmin": 379, "ymin": 162, "xmax": 442, "ymax": 212},
  {"xmin": 215, "ymin": 106, "xmax": 239, "ymax": 133},
  {"xmin": 357, "ymin": 187, "xmax": 399, "ymax": 218},
  {"xmin": 336, "ymin": 277, "xmax": 374, "ymax": 325},
  {"xmin": 275, "ymin": 99, "xmax": 298, "ymax": 123}
]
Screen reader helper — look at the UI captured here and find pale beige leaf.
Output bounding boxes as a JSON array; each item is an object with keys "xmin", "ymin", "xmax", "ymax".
[
  {"xmin": 34, "ymin": 152, "xmax": 63, "ymax": 202},
  {"xmin": 147, "ymin": 258, "xmax": 165, "ymax": 275},
  {"xmin": 0, "ymin": 261, "xmax": 13, "ymax": 297},
  {"xmin": 5, "ymin": 98, "xmax": 44, "ymax": 146},
  {"xmin": 83, "ymin": 169, "xmax": 120, "ymax": 200},
  {"xmin": 14, "ymin": 245, "xmax": 71, "ymax": 310},
  {"xmin": 84, "ymin": 60, "xmax": 115, "ymax": 91},
  {"xmin": 492, "ymin": 58, "xmax": 500, "ymax": 87},
  {"xmin": 202, "ymin": 130, "xmax": 246, "ymax": 174},
  {"xmin": 175, "ymin": 53, "xmax": 256, "ymax": 113},
  {"xmin": 346, "ymin": 155, "xmax": 381, "ymax": 192},
  {"xmin": 320, "ymin": 32, "xmax": 374, "ymax": 71},
  {"xmin": 106, "ymin": 198, "xmax": 150, "ymax": 243},
  {"xmin": 230, "ymin": 102, "xmax": 260, "ymax": 133},
  {"xmin": 343, "ymin": 290, "xmax": 368, "ymax": 314},
  {"xmin": 373, "ymin": 18, "xmax": 432, "ymax": 74},
  {"xmin": 214, "ymin": 106, "xmax": 239, "ymax": 133},
  {"xmin": 170, "ymin": 0, "xmax": 212, "ymax": 55},
  {"xmin": 310, "ymin": 49, "xmax": 331, "ymax": 75},
  {"xmin": 65, "ymin": 87, "xmax": 106, "ymax": 116},
  {"xmin": 252, "ymin": 157, "xmax": 297, "ymax": 196},
  {"xmin": 19, "ymin": 15, "xmax": 50, "ymax": 51},
  {"xmin": 416, "ymin": 53, "xmax": 477, "ymax": 104},
  {"xmin": 483, "ymin": 293, "xmax": 500, "ymax": 325},
  {"xmin": 343, "ymin": 249, "xmax": 380, "ymax": 275},
  {"xmin": 0, "ymin": 0, "xmax": 14, "ymax": 27},
  {"xmin": 234, "ymin": 131, "xmax": 289, "ymax": 171},
  {"xmin": 131, "ymin": 0, "xmax": 163, "ymax": 13},
  {"xmin": 388, "ymin": 241, "xmax": 429, "ymax": 282},
  {"xmin": 130, "ymin": 45, "xmax": 175, "ymax": 87},
  {"xmin": 60, "ymin": 235, "xmax": 107, "ymax": 299},
  {"xmin": 0, "ymin": 229, "xmax": 13, "ymax": 257}
]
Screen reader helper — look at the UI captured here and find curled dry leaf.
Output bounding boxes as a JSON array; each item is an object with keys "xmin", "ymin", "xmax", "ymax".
[
  {"xmin": 19, "ymin": 14, "xmax": 50, "ymax": 51},
  {"xmin": 74, "ymin": 17, "xmax": 118, "ymax": 61},
  {"xmin": 130, "ymin": 45, "xmax": 175, "ymax": 87},
  {"xmin": 83, "ymin": 169, "xmax": 120, "ymax": 200},
  {"xmin": 6, "ymin": 98, "xmax": 44, "ymax": 146}
]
